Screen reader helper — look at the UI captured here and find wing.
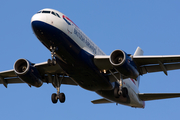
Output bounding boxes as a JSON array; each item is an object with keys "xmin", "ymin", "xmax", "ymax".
[
  {"xmin": 138, "ymin": 93, "xmax": 180, "ymax": 101},
  {"xmin": 0, "ymin": 61, "xmax": 77, "ymax": 88},
  {"xmin": 94, "ymin": 53, "xmax": 180, "ymax": 76},
  {"xmin": 133, "ymin": 55, "xmax": 180, "ymax": 75}
]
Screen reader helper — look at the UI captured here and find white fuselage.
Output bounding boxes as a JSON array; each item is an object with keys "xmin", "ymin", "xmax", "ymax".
[{"xmin": 31, "ymin": 8, "xmax": 145, "ymax": 108}]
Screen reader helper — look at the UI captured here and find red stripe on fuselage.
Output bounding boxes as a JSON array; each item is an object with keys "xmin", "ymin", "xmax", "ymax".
[
  {"xmin": 130, "ymin": 78, "xmax": 136, "ymax": 85},
  {"xmin": 63, "ymin": 15, "xmax": 78, "ymax": 27}
]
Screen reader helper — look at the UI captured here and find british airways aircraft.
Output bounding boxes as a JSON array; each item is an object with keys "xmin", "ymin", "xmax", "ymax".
[{"xmin": 1, "ymin": 8, "xmax": 180, "ymax": 108}]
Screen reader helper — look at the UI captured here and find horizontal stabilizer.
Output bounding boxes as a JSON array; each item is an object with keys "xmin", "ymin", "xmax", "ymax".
[
  {"xmin": 138, "ymin": 93, "xmax": 180, "ymax": 101},
  {"xmin": 91, "ymin": 98, "xmax": 113, "ymax": 104}
]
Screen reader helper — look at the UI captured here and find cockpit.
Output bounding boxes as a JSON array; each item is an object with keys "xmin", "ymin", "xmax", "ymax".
[{"xmin": 37, "ymin": 10, "xmax": 61, "ymax": 18}]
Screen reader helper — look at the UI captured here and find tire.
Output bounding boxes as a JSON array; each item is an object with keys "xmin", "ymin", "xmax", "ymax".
[
  {"xmin": 48, "ymin": 59, "xmax": 52, "ymax": 66},
  {"xmin": 114, "ymin": 87, "xmax": 120, "ymax": 98},
  {"xmin": 59, "ymin": 93, "xmax": 65, "ymax": 103},
  {"xmin": 122, "ymin": 88, "xmax": 128, "ymax": 98},
  {"xmin": 52, "ymin": 58, "xmax": 56, "ymax": 66},
  {"xmin": 51, "ymin": 93, "xmax": 58, "ymax": 104}
]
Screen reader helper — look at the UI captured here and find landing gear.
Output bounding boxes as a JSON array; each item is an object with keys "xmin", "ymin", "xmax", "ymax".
[
  {"xmin": 114, "ymin": 87, "xmax": 128, "ymax": 98},
  {"xmin": 111, "ymin": 72, "xmax": 123, "ymax": 98},
  {"xmin": 51, "ymin": 93, "xmax": 58, "ymax": 103},
  {"xmin": 59, "ymin": 93, "xmax": 65, "ymax": 103},
  {"xmin": 109, "ymin": 70, "xmax": 128, "ymax": 98},
  {"xmin": 51, "ymin": 92, "xmax": 65, "ymax": 103},
  {"xmin": 48, "ymin": 58, "xmax": 56, "ymax": 66},
  {"xmin": 48, "ymin": 46, "xmax": 58, "ymax": 66},
  {"xmin": 116, "ymin": 73, "xmax": 123, "ymax": 98},
  {"xmin": 51, "ymin": 74, "xmax": 66, "ymax": 104}
]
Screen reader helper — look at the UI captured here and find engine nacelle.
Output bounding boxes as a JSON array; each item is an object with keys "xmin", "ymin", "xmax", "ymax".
[
  {"xmin": 110, "ymin": 50, "xmax": 139, "ymax": 79},
  {"xmin": 14, "ymin": 59, "xmax": 43, "ymax": 87}
]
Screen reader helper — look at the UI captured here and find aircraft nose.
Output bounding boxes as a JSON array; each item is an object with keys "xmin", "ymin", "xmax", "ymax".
[
  {"xmin": 31, "ymin": 13, "xmax": 46, "ymax": 24},
  {"xmin": 31, "ymin": 13, "xmax": 49, "ymax": 35}
]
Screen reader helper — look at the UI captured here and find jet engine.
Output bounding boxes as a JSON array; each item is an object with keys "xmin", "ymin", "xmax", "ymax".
[
  {"xmin": 14, "ymin": 59, "xmax": 43, "ymax": 87},
  {"xmin": 110, "ymin": 50, "xmax": 139, "ymax": 79}
]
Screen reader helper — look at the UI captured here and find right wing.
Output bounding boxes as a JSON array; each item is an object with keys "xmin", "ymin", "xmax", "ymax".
[
  {"xmin": 138, "ymin": 93, "xmax": 180, "ymax": 101},
  {"xmin": 0, "ymin": 61, "xmax": 77, "ymax": 88},
  {"xmin": 133, "ymin": 55, "xmax": 180, "ymax": 75}
]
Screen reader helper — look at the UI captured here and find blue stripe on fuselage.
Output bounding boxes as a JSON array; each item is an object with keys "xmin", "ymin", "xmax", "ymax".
[{"xmin": 31, "ymin": 21, "xmax": 112, "ymax": 91}]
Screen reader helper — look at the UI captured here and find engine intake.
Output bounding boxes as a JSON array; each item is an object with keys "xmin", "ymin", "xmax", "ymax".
[
  {"xmin": 14, "ymin": 59, "xmax": 43, "ymax": 87},
  {"xmin": 110, "ymin": 50, "xmax": 139, "ymax": 79}
]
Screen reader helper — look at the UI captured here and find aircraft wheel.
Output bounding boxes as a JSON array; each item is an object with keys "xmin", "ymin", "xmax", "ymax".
[
  {"xmin": 122, "ymin": 88, "xmax": 128, "ymax": 98},
  {"xmin": 48, "ymin": 59, "xmax": 52, "ymax": 66},
  {"xmin": 51, "ymin": 93, "xmax": 58, "ymax": 104},
  {"xmin": 114, "ymin": 87, "xmax": 120, "ymax": 98},
  {"xmin": 52, "ymin": 58, "xmax": 56, "ymax": 65},
  {"xmin": 59, "ymin": 93, "xmax": 65, "ymax": 103}
]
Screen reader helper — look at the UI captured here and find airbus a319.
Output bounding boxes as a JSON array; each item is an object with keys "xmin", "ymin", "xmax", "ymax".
[{"xmin": 1, "ymin": 8, "xmax": 180, "ymax": 108}]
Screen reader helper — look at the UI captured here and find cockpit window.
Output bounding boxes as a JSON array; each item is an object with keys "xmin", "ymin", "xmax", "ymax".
[
  {"xmin": 56, "ymin": 13, "xmax": 60, "ymax": 18},
  {"xmin": 38, "ymin": 10, "xmax": 61, "ymax": 18},
  {"xmin": 37, "ymin": 11, "xmax": 41, "ymax": 13},
  {"xmin": 42, "ymin": 11, "xmax": 51, "ymax": 13},
  {"xmin": 51, "ymin": 11, "xmax": 56, "ymax": 16}
]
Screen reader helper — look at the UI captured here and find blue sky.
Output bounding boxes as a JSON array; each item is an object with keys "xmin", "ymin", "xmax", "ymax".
[{"xmin": 0, "ymin": 0, "xmax": 180, "ymax": 120}]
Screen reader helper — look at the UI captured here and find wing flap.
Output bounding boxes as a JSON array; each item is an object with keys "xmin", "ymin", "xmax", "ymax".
[
  {"xmin": 138, "ymin": 93, "xmax": 180, "ymax": 101},
  {"xmin": 133, "ymin": 55, "xmax": 180, "ymax": 66},
  {"xmin": 140, "ymin": 63, "xmax": 180, "ymax": 74},
  {"xmin": 91, "ymin": 98, "xmax": 113, "ymax": 104}
]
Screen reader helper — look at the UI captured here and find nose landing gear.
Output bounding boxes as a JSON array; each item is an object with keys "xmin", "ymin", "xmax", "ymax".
[{"xmin": 48, "ymin": 46, "xmax": 58, "ymax": 66}]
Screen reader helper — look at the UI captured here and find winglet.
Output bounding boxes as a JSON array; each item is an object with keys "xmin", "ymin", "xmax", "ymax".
[{"xmin": 134, "ymin": 47, "xmax": 144, "ymax": 56}]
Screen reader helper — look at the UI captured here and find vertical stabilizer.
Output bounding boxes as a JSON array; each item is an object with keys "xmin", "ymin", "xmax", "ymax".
[{"xmin": 134, "ymin": 47, "xmax": 144, "ymax": 56}]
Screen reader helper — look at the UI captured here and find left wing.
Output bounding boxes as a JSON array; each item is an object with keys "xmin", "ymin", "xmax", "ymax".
[
  {"xmin": 138, "ymin": 93, "xmax": 180, "ymax": 101},
  {"xmin": 0, "ymin": 61, "xmax": 77, "ymax": 88}
]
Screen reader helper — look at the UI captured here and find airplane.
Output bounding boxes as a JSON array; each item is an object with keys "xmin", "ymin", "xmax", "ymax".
[{"xmin": 1, "ymin": 8, "xmax": 180, "ymax": 108}]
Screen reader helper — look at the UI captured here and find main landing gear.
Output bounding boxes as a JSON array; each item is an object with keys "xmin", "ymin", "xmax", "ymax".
[
  {"xmin": 109, "ymin": 70, "xmax": 128, "ymax": 98},
  {"xmin": 48, "ymin": 46, "xmax": 58, "ymax": 66},
  {"xmin": 51, "ymin": 74, "xmax": 66, "ymax": 104}
]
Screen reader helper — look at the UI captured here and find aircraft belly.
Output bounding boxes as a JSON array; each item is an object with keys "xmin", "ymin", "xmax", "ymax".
[
  {"xmin": 96, "ymin": 89, "xmax": 130, "ymax": 104},
  {"xmin": 32, "ymin": 21, "xmax": 112, "ymax": 91}
]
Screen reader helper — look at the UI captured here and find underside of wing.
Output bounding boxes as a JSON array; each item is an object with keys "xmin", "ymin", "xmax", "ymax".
[
  {"xmin": 93, "ymin": 55, "xmax": 112, "ymax": 71},
  {"xmin": 91, "ymin": 98, "xmax": 113, "ymax": 104},
  {"xmin": 138, "ymin": 93, "xmax": 180, "ymax": 101},
  {"xmin": 133, "ymin": 55, "xmax": 180, "ymax": 75},
  {"xmin": 94, "ymin": 47, "xmax": 180, "ymax": 76},
  {"xmin": 0, "ymin": 61, "xmax": 77, "ymax": 87}
]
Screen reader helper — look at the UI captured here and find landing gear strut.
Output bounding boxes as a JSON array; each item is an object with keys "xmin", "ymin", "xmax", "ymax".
[
  {"xmin": 114, "ymin": 73, "xmax": 123, "ymax": 98},
  {"xmin": 48, "ymin": 46, "xmax": 58, "ymax": 66},
  {"xmin": 51, "ymin": 74, "xmax": 66, "ymax": 104},
  {"xmin": 109, "ymin": 70, "xmax": 128, "ymax": 98}
]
